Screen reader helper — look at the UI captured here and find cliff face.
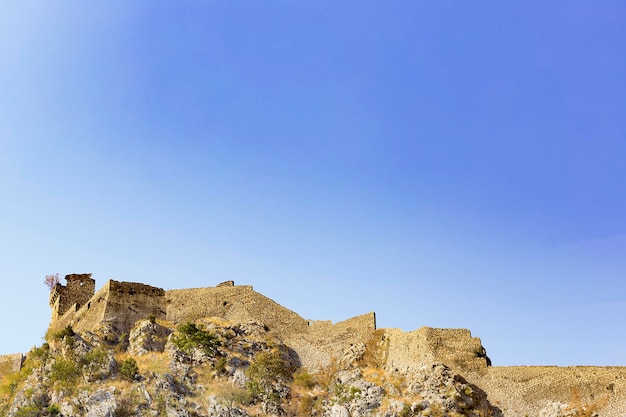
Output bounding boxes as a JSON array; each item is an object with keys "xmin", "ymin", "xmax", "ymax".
[{"xmin": 1, "ymin": 276, "xmax": 624, "ymax": 417}]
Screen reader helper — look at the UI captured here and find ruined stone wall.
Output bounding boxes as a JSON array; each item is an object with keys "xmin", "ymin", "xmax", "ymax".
[
  {"xmin": 100, "ymin": 280, "xmax": 166, "ymax": 334},
  {"xmin": 51, "ymin": 283, "xmax": 109, "ymax": 333},
  {"xmin": 65, "ymin": 274, "xmax": 95, "ymax": 311},
  {"xmin": 286, "ymin": 312, "xmax": 377, "ymax": 369},
  {"xmin": 378, "ymin": 328, "xmax": 626, "ymax": 417},
  {"xmin": 0, "ymin": 354, "xmax": 23, "ymax": 378},
  {"xmin": 465, "ymin": 366, "xmax": 626, "ymax": 417},
  {"xmin": 381, "ymin": 327, "xmax": 490, "ymax": 373},
  {"xmin": 165, "ymin": 285, "xmax": 309, "ymax": 336},
  {"xmin": 165, "ymin": 285, "xmax": 377, "ymax": 369},
  {"xmin": 41, "ymin": 275, "xmax": 626, "ymax": 417},
  {"xmin": 49, "ymin": 280, "xmax": 165, "ymax": 335},
  {"xmin": 49, "ymin": 274, "xmax": 95, "ymax": 322}
]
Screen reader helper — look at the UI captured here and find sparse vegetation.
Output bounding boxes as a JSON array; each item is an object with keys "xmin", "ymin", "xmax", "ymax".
[
  {"xmin": 50, "ymin": 358, "xmax": 81, "ymax": 390},
  {"xmin": 173, "ymin": 322, "xmax": 221, "ymax": 357},
  {"xmin": 120, "ymin": 358, "xmax": 139, "ymax": 381},
  {"xmin": 359, "ymin": 329, "xmax": 388, "ymax": 368},
  {"xmin": 46, "ymin": 404, "xmax": 60, "ymax": 415},
  {"xmin": 4, "ymin": 278, "xmax": 621, "ymax": 417},
  {"xmin": 332, "ymin": 382, "xmax": 361, "ymax": 405},
  {"xmin": 214, "ymin": 357, "xmax": 227, "ymax": 374},
  {"xmin": 44, "ymin": 273, "xmax": 60, "ymax": 291},
  {"xmin": 0, "ymin": 365, "xmax": 22, "ymax": 415},
  {"xmin": 51, "ymin": 325, "xmax": 75, "ymax": 341},
  {"xmin": 565, "ymin": 387, "xmax": 609, "ymax": 417},
  {"xmin": 14, "ymin": 405, "xmax": 40, "ymax": 417},
  {"xmin": 117, "ymin": 332, "xmax": 129, "ymax": 351},
  {"xmin": 82, "ymin": 347, "xmax": 110, "ymax": 381},
  {"xmin": 293, "ymin": 368, "xmax": 315, "ymax": 389},
  {"xmin": 314, "ymin": 356, "xmax": 341, "ymax": 390},
  {"xmin": 245, "ymin": 349, "xmax": 293, "ymax": 406}
]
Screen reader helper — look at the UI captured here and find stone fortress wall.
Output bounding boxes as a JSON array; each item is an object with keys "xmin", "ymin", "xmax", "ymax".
[
  {"xmin": 49, "ymin": 274, "xmax": 96, "ymax": 323},
  {"xmin": 47, "ymin": 275, "xmax": 377, "ymax": 369},
  {"xmin": 467, "ymin": 366, "xmax": 626, "ymax": 417},
  {"xmin": 41, "ymin": 274, "xmax": 626, "ymax": 417},
  {"xmin": 0, "ymin": 354, "xmax": 23, "ymax": 378}
]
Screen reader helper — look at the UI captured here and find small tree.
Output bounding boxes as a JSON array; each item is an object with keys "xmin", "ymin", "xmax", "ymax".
[
  {"xmin": 245, "ymin": 350, "xmax": 293, "ymax": 407},
  {"xmin": 44, "ymin": 273, "xmax": 60, "ymax": 291},
  {"xmin": 120, "ymin": 358, "xmax": 139, "ymax": 381},
  {"xmin": 173, "ymin": 322, "xmax": 220, "ymax": 357}
]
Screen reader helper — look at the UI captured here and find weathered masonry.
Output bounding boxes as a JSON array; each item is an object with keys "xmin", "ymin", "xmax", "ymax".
[
  {"xmin": 49, "ymin": 274, "xmax": 96, "ymax": 323},
  {"xmin": 44, "ymin": 273, "xmax": 626, "ymax": 417}
]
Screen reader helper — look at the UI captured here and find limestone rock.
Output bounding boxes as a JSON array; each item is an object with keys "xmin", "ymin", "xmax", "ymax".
[
  {"xmin": 206, "ymin": 396, "xmax": 249, "ymax": 417},
  {"xmin": 327, "ymin": 404, "xmax": 350, "ymax": 417},
  {"xmin": 129, "ymin": 319, "xmax": 171, "ymax": 356},
  {"xmin": 84, "ymin": 390, "xmax": 117, "ymax": 417}
]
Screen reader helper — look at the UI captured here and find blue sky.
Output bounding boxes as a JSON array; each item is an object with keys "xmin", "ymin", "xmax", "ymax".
[{"xmin": 1, "ymin": 2, "xmax": 625, "ymax": 366}]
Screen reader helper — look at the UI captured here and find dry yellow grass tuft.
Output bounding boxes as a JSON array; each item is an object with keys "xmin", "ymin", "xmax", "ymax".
[
  {"xmin": 134, "ymin": 352, "xmax": 170, "ymax": 375},
  {"xmin": 565, "ymin": 387, "xmax": 609, "ymax": 417}
]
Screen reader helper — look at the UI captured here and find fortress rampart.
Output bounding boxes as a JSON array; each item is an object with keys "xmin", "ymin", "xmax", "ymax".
[
  {"xmin": 47, "ymin": 276, "xmax": 377, "ymax": 369},
  {"xmin": 165, "ymin": 284, "xmax": 309, "ymax": 336},
  {"xmin": 44, "ymin": 274, "xmax": 626, "ymax": 417},
  {"xmin": 466, "ymin": 366, "xmax": 626, "ymax": 417},
  {"xmin": 381, "ymin": 327, "xmax": 490, "ymax": 373}
]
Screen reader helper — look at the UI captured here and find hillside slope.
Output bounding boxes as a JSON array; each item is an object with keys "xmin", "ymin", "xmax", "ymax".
[{"xmin": 1, "ymin": 277, "xmax": 624, "ymax": 417}]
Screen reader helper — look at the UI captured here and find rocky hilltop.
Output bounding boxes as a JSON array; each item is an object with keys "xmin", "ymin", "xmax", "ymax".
[{"xmin": 0, "ymin": 274, "xmax": 623, "ymax": 417}]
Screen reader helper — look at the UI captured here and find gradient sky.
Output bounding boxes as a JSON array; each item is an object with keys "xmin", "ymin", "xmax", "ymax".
[{"xmin": 1, "ymin": 2, "xmax": 625, "ymax": 366}]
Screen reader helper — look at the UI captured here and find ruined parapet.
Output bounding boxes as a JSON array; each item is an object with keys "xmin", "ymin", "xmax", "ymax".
[
  {"xmin": 48, "ymin": 278, "xmax": 166, "ymax": 336},
  {"xmin": 49, "ymin": 274, "xmax": 95, "ymax": 323},
  {"xmin": 381, "ymin": 326, "xmax": 491, "ymax": 373},
  {"xmin": 286, "ymin": 312, "xmax": 378, "ymax": 369},
  {"xmin": 468, "ymin": 366, "xmax": 626, "ymax": 417},
  {"xmin": 100, "ymin": 280, "xmax": 166, "ymax": 333},
  {"xmin": 0, "ymin": 353, "xmax": 23, "ymax": 378},
  {"xmin": 165, "ymin": 284, "xmax": 310, "ymax": 335}
]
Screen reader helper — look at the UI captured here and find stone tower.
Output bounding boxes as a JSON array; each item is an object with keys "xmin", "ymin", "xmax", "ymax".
[{"xmin": 49, "ymin": 273, "xmax": 96, "ymax": 322}]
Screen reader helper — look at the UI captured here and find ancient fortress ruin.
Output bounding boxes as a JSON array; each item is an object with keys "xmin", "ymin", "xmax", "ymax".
[{"xmin": 24, "ymin": 274, "xmax": 626, "ymax": 416}]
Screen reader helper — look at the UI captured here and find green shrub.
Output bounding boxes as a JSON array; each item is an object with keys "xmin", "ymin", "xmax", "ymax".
[
  {"xmin": 50, "ymin": 358, "xmax": 81, "ymax": 390},
  {"xmin": 293, "ymin": 368, "xmax": 315, "ymax": 389},
  {"xmin": 52, "ymin": 325, "xmax": 75, "ymax": 341},
  {"xmin": 399, "ymin": 403, "xmax": 413, "ymax": 417},
  {"xmin": 332, "ymin": 383, "xmax": 361, "ymax": 405},
  {"xmin": 14, "ymin": 405, "xmax": 39, "ymax": 417},
  {"xmin": 174, "ymin": 322, "xmax": 220, "ymax": 357},
  {"xmin": 245, "ymin": 350, "xmax": 293, "ymax": 405},
  {"xmin": 83, "ymin": 347, "xmax": 110, "ymax": 380},
  {"xmin": 46, "ymin": 404, "xmax": 61, "ymax": 415},
  {"xmin": 120, "ymin": 358, "xmax": 139, "ymax": 381},
  {"xmin": 117, "ymin": 333, "xmax": 129, "ymax": 351},
  {"xmin": 214, "ymin": 357, "xmax": 227, "ymax": 374},
  {"xmin": 29, "ymin": 343, "xmax": 50, "ymax": 362}
]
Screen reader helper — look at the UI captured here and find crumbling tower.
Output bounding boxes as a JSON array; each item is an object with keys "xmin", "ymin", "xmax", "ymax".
[{"xmin": 49, "ymin": 273, "xmax": 96, "ymax": 322}]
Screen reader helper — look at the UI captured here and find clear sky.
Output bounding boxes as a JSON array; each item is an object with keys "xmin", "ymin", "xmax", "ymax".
[{"xmin": 1, "ymin": 2, "xmax": 625, "ymax": 366}]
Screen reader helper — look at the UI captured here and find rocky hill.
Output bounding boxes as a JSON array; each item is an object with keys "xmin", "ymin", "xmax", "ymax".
[{"xmin": 0, "ymin": 275, "xmax": 624, "ymax": 417}]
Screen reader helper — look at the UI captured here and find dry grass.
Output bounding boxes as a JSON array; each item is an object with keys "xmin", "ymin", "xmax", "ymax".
[
  {"xmin": 134, "ymin": 352, "xmax": 170, "ymax": 375},
  {"xmin": 359, "ymin": 329, "xmax": 388, "ymax": 368},
  {"xmin": 565, "ymin": 388, "xmax": 609, "ymax": 417},
  {"xmin": 207, "ymin": 383, "xmax": 253, "ymax": 406},
  {"xmin": 314, "ymin": 357, "xmax": 341, "ymax": 390},
  {"xmin": 0, "ymin": 366, "xmax": 21, "ymax": 412}
]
